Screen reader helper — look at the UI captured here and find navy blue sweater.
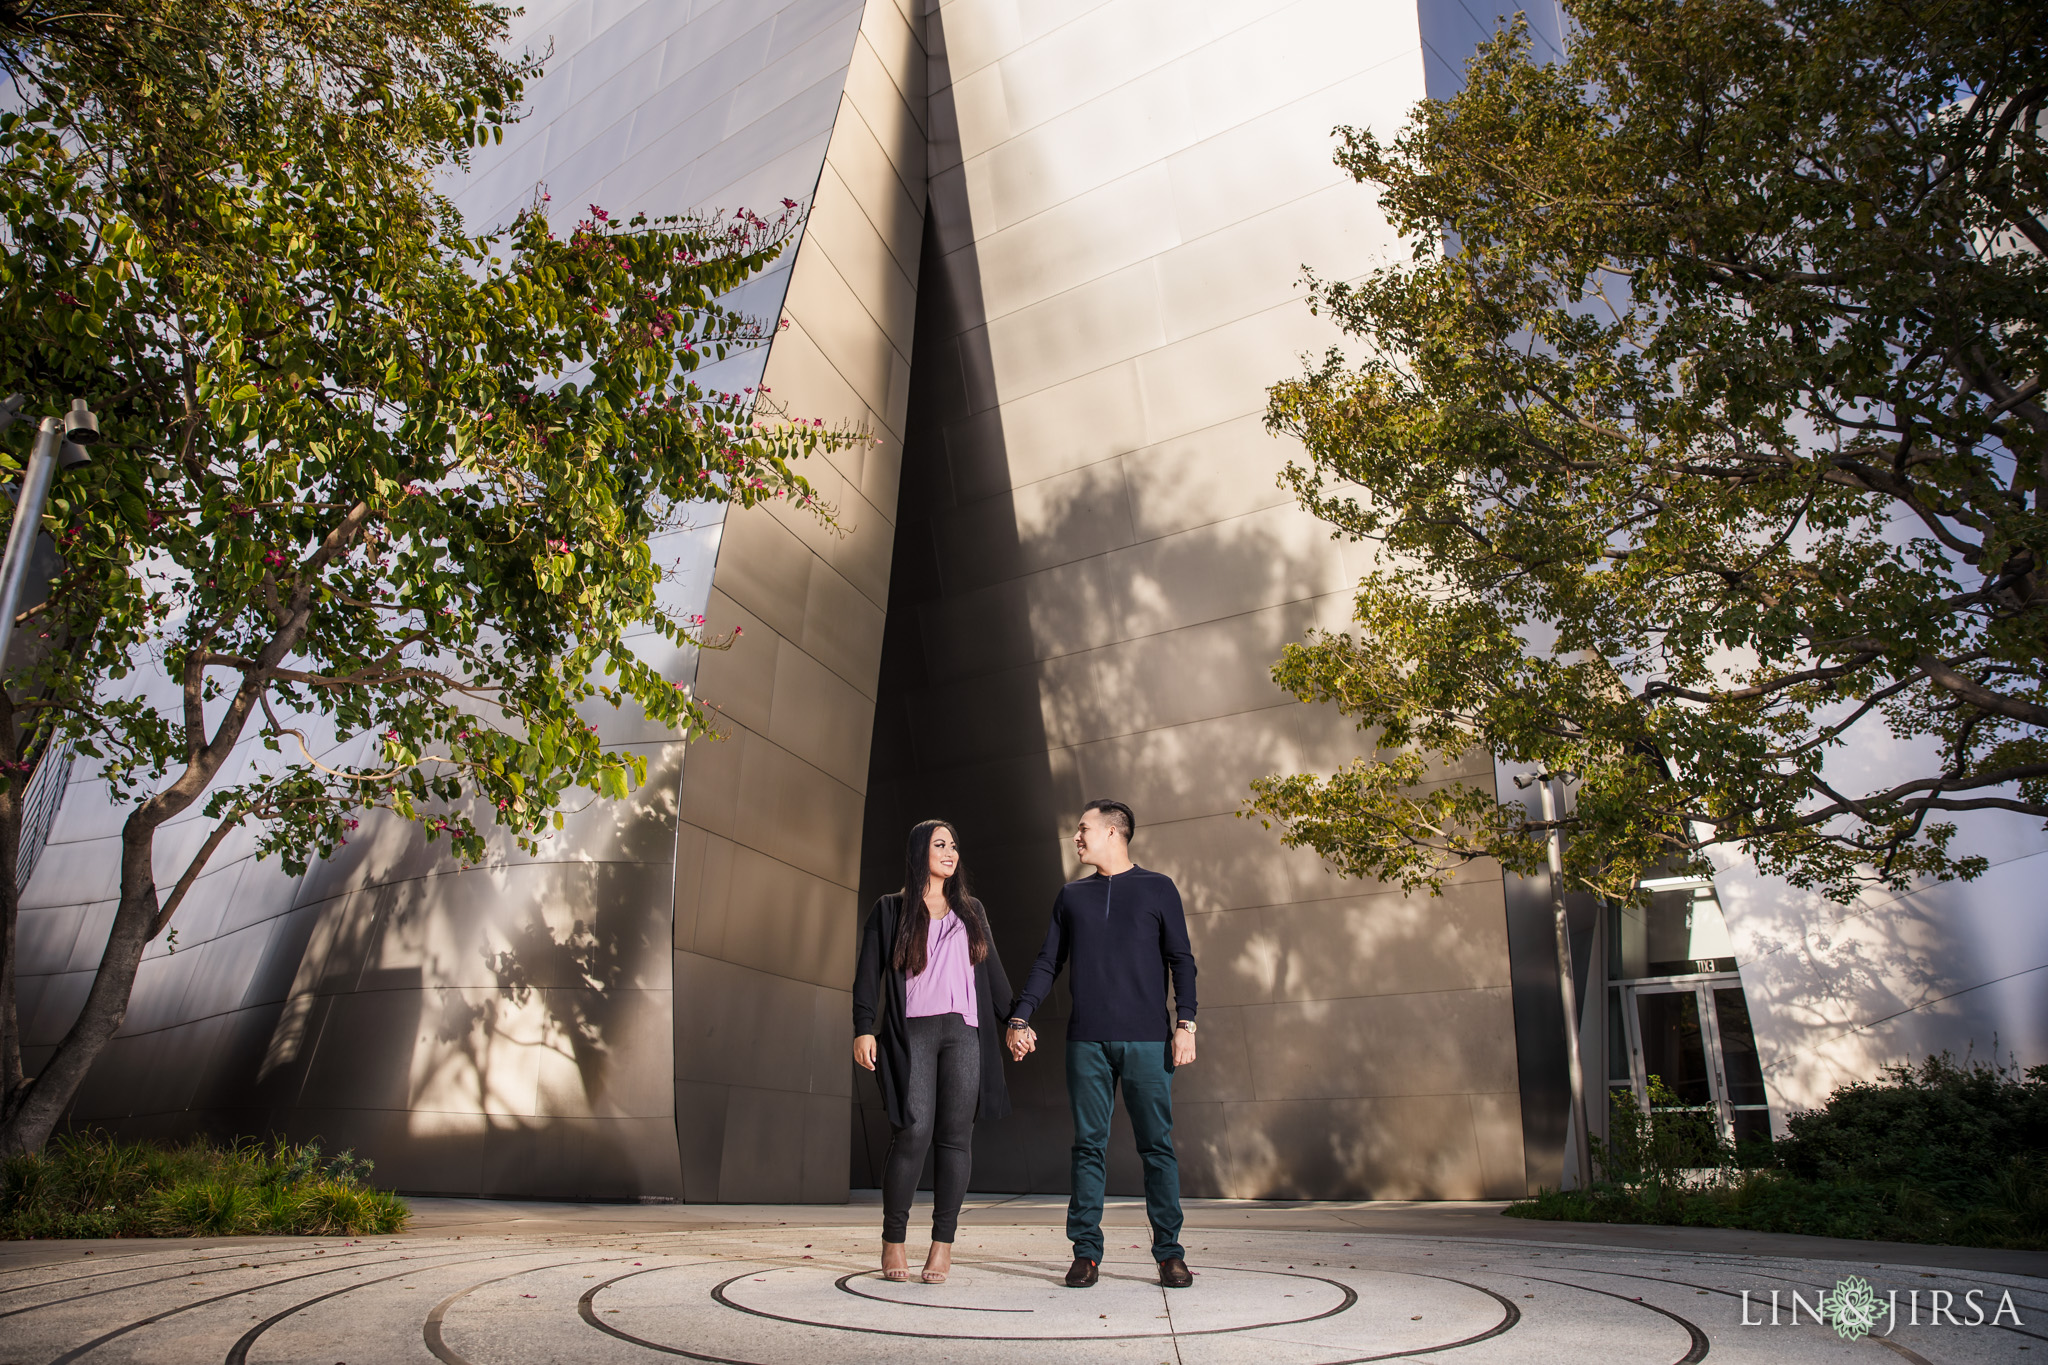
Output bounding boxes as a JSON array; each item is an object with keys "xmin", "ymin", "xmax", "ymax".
[{"xmin": 1011, "ymin": 865, "xmax": 1197, "ymax": 1042}]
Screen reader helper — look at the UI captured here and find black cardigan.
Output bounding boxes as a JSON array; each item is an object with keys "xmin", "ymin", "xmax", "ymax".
[{"xmin": 852, "ymin": 894, "xmax": 1014, "ymax": 1130}]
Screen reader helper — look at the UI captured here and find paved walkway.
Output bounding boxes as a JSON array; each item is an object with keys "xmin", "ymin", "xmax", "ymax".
[{"xmin": 0, "ymin": 1196, "xmax": 2041, "ymax": 1363}]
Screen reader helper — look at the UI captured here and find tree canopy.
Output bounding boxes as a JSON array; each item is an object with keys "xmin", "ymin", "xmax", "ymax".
[
  {"xmin": 0, "ymin": 0, "xmax": 847, "ymax": 1150},
  {"xmin": 1253, "ymin": 0, "xmax": 2048, "ymax": 903}
]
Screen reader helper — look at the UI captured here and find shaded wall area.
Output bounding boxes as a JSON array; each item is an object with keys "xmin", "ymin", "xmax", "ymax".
[
  {"xmin": 850, "ymin": 0, "xmax": 1528, "ymax": 1200},
  {"xmin": 18, "ymin": 699, "xmax": 694, "ymax": 1198}
]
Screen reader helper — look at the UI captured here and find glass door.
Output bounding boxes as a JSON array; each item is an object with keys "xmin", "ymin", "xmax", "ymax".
[{"xmin": 1614, "ymin": 975, "xmax": 1771, "ymax": 1147}]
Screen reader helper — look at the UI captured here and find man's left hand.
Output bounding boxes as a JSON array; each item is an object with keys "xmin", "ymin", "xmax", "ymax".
[{"xmin": 1171, "ymin": 1028, "xmax": 1196, "ymax": 1066}]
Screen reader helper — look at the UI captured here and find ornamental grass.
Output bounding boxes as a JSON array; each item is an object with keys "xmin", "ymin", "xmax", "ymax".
[{"xmin": 1, "ymin": 1131, "xmax": 408, "ymax": 1238}]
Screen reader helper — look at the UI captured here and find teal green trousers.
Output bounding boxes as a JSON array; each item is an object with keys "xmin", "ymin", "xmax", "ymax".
[{"xmin": 1065, "ymin": 1040, "xmax": 1185, "ymax": 1262}]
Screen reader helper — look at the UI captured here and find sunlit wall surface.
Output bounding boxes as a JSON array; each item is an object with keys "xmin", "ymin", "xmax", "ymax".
[
  {"xmin": 854, "ymin": 0, "xmax": 1528, "ymax": 1200},
  {"xmin": 1718, "ymin": 794, "xmax": 2048, "ymax": 1127}
]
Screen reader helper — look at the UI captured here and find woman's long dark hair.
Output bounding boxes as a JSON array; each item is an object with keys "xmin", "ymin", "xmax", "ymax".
[{"xmin": 894, "ymin": 819, "xmax": 989, "ymax": 976}]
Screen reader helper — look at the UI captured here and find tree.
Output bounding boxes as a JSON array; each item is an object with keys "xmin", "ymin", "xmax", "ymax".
[
  {"xmin": 1251, "ymin": 0, "xmax": 2047, "ymax": 904},
  {"xmin": 0, "ymin": 2, "xmax": 845, "ymax": 1152}
]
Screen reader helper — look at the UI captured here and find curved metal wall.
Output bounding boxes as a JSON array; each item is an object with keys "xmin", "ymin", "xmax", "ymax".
[
  {"xmin": 14, "ymin": 0, "xmax": 881, "ymax": 1198},
  {"xmin": 853, "ymin": 0, "xmax": 1530, "ymax": 1201}
]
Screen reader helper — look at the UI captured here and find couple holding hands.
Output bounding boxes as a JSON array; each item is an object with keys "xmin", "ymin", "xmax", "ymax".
[{"xmin": 851, "ymin": 799, "xmax": 1199, "ymax": 1289}]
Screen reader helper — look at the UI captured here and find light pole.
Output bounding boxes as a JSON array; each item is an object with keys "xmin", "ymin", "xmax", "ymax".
[
  {"xmin": 1540, "ymin": 774, "xmax": 1594, "ymax": 1192},
  {"xmin": 0, "ymin": 398, "xmax": 97, "ymax": 671}
]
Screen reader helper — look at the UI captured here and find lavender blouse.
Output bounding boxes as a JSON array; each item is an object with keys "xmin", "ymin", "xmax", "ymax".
[{"xmin": 903, "ymin": 912, "xmax": 978, "ymax": 1026}]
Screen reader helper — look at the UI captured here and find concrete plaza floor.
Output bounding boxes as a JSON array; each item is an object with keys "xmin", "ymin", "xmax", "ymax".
[{"xmin": 1, "ymin": 1195, "xmax": 2042, "ymax": 1364}]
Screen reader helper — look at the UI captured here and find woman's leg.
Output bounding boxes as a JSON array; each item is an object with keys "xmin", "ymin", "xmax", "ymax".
[
  {"xmin": 927, "ymin": 1014, "xmax": 981, "ymax": 1246},
  {"xmin": 881, "ymin": 1017, "xmax": 943, "ymax": 1271}
]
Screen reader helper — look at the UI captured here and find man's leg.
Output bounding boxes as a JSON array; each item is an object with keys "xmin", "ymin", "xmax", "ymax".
[
  {"xmin": 1119, "ymin": 1041, "xmax": 1185, "ymax": 1263},
  {"xmin": 1065, "ymin": 1041, "xmax": 1117, "ymax": 1262}
]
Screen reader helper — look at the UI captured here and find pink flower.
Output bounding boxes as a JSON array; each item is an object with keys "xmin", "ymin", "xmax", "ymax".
[{"xmin": 590, "ymin": 205, "xmax": 610, "ymax": 222}]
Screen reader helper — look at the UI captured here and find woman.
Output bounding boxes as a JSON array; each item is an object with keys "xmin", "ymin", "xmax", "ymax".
[{"xmin": 852, "ymin": 819, "xmax": 1014, "ymax": 1284}]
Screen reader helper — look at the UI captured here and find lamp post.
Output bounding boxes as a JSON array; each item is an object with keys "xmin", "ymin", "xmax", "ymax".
[
  {"xmin": 0, "ymin": 398, "xmax": 97, "ymax": 670},
  {"xmin": 1540, "ymin": 774, "xmax": 1594, "ymax": 1192}
]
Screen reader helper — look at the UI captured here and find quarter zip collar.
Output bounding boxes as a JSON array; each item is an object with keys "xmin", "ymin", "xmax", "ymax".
[{"xmin": 1095, "ymin": 863, "xmax": 1138, "ymax": 917}]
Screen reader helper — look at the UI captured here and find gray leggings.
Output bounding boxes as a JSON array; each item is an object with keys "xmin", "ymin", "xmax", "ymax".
[{"xmin": 883, "ymin": 1013, "xmax": 980, "ymax": 1244}]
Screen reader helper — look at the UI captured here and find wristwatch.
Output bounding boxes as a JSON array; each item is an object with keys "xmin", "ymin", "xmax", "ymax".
[{"xmin": 1175, "ymin": 1020, "xmax": 1197, "ymax": 1034}]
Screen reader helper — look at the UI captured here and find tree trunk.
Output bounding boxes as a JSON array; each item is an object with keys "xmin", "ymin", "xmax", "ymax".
[{"xmin": 0, "ymin": 812, "xmax": 160, "ymax": 1155}]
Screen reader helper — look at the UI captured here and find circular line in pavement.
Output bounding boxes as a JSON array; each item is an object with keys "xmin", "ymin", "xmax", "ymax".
[
  {"xmin": 1308, "ymin": 1277, "xmax": 1523, "ymax": 1365},
  {"xmin": 581, "ymin": 1263, "xmax": 1519, "ymax": 1363},
  {"xmin": 833, "ymin": 1268, "xmax": 1034, "ymax": 1312},
  {"xmin": 1519, "ymin": 1274, "xmax": 1709, "ymax": 1364},
  {"xmin": 576, "ymin": 1267, "xmax": 768, "ymax": 1365},
  {"xmin": 1, "ymin": 1245, "xmax": 398, "ymax": 1320},
  {"xmin": 41, "ymin": 1248, "xmax": 481, "ymax": 1365},
  {"xmin": 227, "ymin": 1256, "xmax": 500, "ymax": 1365},
  {"xmin": 708, "ymin": 1263, "xmax": 1360, "ymax": 1340},
  {"xmin": 1, "ymin": 1249, "xmax": 288, "ymax": 1299},
  {"xmin": 419, "ymin": 1257, "xmax": 630, "ymax": 1365}
]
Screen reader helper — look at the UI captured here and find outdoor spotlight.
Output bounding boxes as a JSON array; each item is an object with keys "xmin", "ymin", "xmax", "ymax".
[
  {"xmin": 0, "ymin": 394, "xmax": 21, "ymax": 434},
  {"xmin": 60, "ymin": 399, "xmax": 98, "ymax": 469},
  {"xmin": 62, "ymin": 398, "xmax": 100, "ymax": 445}
]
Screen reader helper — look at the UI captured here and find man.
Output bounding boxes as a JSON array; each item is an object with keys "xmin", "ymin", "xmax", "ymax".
[{"xmin": 1006, "ymin": 799, "xmax": 1198, "ymax": 1290}]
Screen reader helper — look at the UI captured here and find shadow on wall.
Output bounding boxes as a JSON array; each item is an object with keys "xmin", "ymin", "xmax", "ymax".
[
  {"xmin": 844, "ymin": 1, "xmax": 1535, "ymax": 1203},
  {"xmin": 49, "ymin": 737, "xmax": 686, "ymax": 1200},
  {"xmin": 1716, "ymin": 822, "xmax": 2048, "ymax": 1119},
  {"xmin": 849, "ymin": 208, "xmax": 1474, "ymax": 1203}
]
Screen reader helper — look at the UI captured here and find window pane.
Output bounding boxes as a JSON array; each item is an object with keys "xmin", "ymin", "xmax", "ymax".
[
  {"xmin": 1634, "ymin": 989, "xmax": 1713, "ymax": 1106},
  {"xmin": 1714, "ymin": 987, "xmax": 1769, "ymax": 1107},
  {"xmin": 1645, "ymin": 889, "xmax": 1737, "ymax": 975},
  {"xmin": 1732, "ymin": 1108, "xmax": 1772, "ymax": 1147}
]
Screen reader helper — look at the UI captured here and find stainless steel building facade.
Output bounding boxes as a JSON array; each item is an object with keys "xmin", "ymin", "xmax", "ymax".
[{"xmin": 13, "ymin": 0, "xmax": 2041, "ymax": 1202}]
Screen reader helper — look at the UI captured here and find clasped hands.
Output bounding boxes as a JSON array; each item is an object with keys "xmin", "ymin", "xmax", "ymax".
[
  {"xmin": 1005, "ymin": 1021, "xmax": 1037, "ymax": 1061},
  {"xmin": 858, "ymin": 1024, "xmax": 1189, "ymax": 1067}
]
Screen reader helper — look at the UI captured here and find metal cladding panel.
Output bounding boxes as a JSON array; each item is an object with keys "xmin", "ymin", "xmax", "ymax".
[
  {"xmin": 855, "ymin": 0, "xmax": 1530, "ymax": 1201},
  {"xmin": 13, "ymin": 0, "xmax": 869, "ymax": 1199},
  {"xmin": 1715, "ymin": 819, "xmax": 2048, "ymax": 1129},
  {"xmin": 672, "ymin": 0, "xmax": 929, "ymax": 1202}
]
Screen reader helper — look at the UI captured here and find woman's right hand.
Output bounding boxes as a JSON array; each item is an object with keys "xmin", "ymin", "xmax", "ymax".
[{"xmin": 853, "ymin": 1034, "xmax": 878, "ymax": 1071}]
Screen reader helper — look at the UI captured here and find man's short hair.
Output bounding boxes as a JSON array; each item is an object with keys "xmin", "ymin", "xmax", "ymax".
[{"xmin": 1083, "ymin": 798, "xmax": 1136, "ymax": 843}]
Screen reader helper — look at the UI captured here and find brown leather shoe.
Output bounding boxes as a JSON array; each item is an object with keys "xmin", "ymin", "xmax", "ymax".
[
  {"xmin": 1064, "ymin": 1256, "xmax": 1099, "ymax": 1288},
  {"xmin": 1158, "ymin": 1256, "xmax": 1193, "ymax": 1288}
]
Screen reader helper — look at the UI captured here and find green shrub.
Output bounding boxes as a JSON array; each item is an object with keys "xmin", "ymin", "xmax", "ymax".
[
  {"xmin": 0, "ymin": 1133, "xmax": 408, "ymax": 1239},
  {"xmin": 1592, "ymin": 1074, "xmax": 1731, "ymax": 1189},
  {"xmin": 1506, "ymin": 1055, "xmax": 2048, "ymax": 1250},
  {"xmin": 1775, "ymin": 1054, "xmax": 2048, "ymax": 1197}
]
